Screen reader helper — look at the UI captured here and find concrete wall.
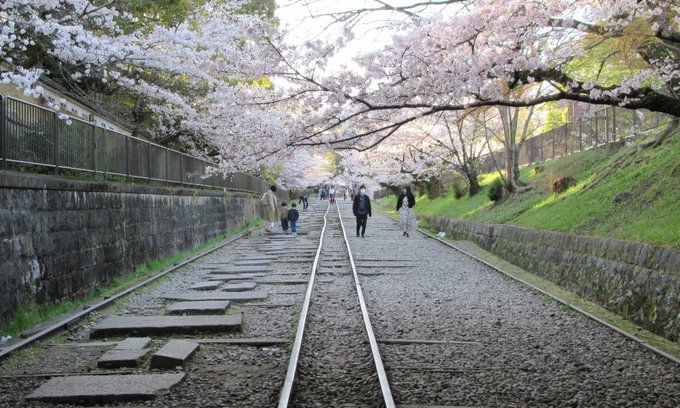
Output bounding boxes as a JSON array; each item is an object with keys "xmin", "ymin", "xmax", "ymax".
[
  {"xmin": 0, "ymin": 171, "xmax": 264, "ymax": 325},
  {"xmin": 421, "ymin": 215, "xmax": 680, "ymax": 343}
]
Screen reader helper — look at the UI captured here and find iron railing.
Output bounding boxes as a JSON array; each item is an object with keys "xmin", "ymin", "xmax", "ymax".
[
  {"xmin": 479, "ymin": 106, "xmax": 675, "ymax": 173},
  {"xmin": 0, "ymin": 96, "xmax": 284, "ymax": 197}
]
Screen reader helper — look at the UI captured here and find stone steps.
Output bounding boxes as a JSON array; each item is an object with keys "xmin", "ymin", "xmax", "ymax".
[
  {"xmin": 90, "ymin": 315, "xmax": 242, "ymax": 338},
  {"xmin": 161, "ymin": 291, "xmax": 268, "ymax": 302},
  {"xmin": 26, "ymin": 373, "xmax": 186, "ymax": 403}
]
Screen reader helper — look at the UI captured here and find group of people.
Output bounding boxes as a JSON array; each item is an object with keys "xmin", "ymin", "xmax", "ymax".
[
  {"xmin": 352, "ymin": 184, "xmax": 416, "ymax": 238},
  {"xmin": 261, "ymin": 185, "xmax": 300, "ymax": 236},
  {"xmin": 317, "ymin": 185, "xmax": 345, "ymax": 202},
  {"xmin": 262, "ymin": 184, "xmax": 418, "ymax": 239}
]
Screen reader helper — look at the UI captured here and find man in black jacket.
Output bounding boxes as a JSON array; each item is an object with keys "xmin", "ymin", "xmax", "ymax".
[
  {"xmin": 288, "ymin": 203, "xmax": 300, "ymax": 237},
  {"xmin": 352, "ymin": 185, "xmax": 372, "ymax": 238}
]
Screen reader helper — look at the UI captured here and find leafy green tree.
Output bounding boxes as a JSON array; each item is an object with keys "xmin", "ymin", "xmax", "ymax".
[
  {"xmin": 538, "ymin": 102, "xmax": 569, "ymax": 134},
  {"xmin": 322, "ymin": 151, "xmax": 343, "ymax": 177},
  {"xmin": 258, "ymin": 164, "xmax": 284, "ymax": 184}
]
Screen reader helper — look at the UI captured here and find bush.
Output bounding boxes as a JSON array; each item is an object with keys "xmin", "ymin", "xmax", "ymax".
[
  {"xmin": 452, "ymin": 181, "xmax": 468, "ymax": 200},
  {"xmin": 551, "ymin": 176, "xmax": 576, "ymax": 194},
  {"xmin": 487, "ymin": 178, "xmax": 504, "ymax": 202}
]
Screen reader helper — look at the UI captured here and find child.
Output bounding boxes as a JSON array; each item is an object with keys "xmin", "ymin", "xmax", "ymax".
[
  {"xmin": 288, "ymin": 203, "xmax": 300, "ymax": 237},
  {"xmin": 280, "ymin": 202, "xmax": 289, "ymax": 234}
]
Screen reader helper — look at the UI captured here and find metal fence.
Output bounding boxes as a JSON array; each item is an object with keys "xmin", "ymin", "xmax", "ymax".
[
  {"xmin": 0, "ymin": 96, "xmax": 284, "ymax": 197},
  {"xmin": 479, "ymin": 106, "xmax": 675, "ymax": 173},
  {"xmin": 373, "ymin": 189, "xmax": 394, "ymax": 200}
]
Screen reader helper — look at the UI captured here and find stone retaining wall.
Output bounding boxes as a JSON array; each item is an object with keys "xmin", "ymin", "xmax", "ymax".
[
  {"xmin": 420, "ymin": 215, "xmax": 680, "ymax": 343},
  {"xmin": 0, "ymin": 171, "xmax": 264, "ymax": 326}
]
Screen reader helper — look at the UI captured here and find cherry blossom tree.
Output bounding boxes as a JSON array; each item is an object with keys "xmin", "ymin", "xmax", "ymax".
[
  {"xmin": 403, "ymin": 111, "xmax": 489, "ymax": 196},
  {"xmin": 4, "ymin": 0, "xmax": 679, "ymax": 184},
  {"xmin": 1, "ymin": 0, "xmax": 289, "ymax": 169},
  {"xmin": 268, "ymin": 0, "xmax": 679, "ymax": 191}
]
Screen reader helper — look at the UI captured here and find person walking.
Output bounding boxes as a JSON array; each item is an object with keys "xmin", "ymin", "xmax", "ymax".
[
  {"xmin": 352, "ymin": 185, "xmax": 372, "ymax": 238},
  {"xmin": 261, "ymin": 185, "xmax": 279, "ymax": 232},
  {"xmin": 280, "ymin": 202, "xmax": 290, "ymax": 234},
  {"xmin": 329, "ymin": 186, "xmax": 336, "ymax": 203},
  {"xmin": 288, "ymin": 203, "xmax": 300, "ymax": 236},
  {"xmin": 300, "ymin": 189, "xmax": 309, "ymax": 210},
  {"xmin": 396, "ymin": 186, "xmax": 417, "ymax": 237}
]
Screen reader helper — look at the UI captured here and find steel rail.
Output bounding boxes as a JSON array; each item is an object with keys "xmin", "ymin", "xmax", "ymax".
[
  {"xmin": 277, "ymin": 203, "xmax": 331, "ymax": 407},
  {"xmin": 336, "ymin": 203, "xmax": 396, "ymax": 408},
  {"xmin": 414, "ymin": 226, "xmax": 680, "ymax": 366},
  {"xmin": 0, "ymin": 227, "xmax": 258, "ymax": 362}
]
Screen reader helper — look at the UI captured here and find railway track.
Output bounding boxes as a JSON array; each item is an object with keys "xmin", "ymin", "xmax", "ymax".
[
  {"xmin": 279, "ymin": 202, "xmax": 394, "ymax": 407},
  {"xmin": 0, "ymin": 199, "xmax": 678, "ymax": 407},
  {"xmin": 0, "ymin": 203, "xmax": 328, "ymax": 406},
  {"xmin": 0, "ymin": 201, "xmax": 397, "ymax": 407}
]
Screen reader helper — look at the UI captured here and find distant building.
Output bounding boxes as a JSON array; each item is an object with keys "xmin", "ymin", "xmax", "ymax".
[{"xmin": 0, "ymin": 64, "xmax": 132, "ymax": 136}]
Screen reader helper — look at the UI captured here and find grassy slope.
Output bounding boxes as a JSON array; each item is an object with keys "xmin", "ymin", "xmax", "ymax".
[{"xmin": 383, "ymin": 130, "xmax": 680, "ymax": 249}]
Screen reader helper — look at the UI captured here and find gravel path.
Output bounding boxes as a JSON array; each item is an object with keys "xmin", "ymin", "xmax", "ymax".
[
  {"xmin": 340, "ymin": 202, "xmax": 680, "ymax": 407},
  {"xmin": 1, "ymin": 199, "xmax": 679, "ymax": 408}
]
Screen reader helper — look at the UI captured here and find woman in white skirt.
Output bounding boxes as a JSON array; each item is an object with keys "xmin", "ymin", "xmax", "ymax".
[{"xmin": 396, "ymin": 186, "xmax": 417, "ymax": 237}]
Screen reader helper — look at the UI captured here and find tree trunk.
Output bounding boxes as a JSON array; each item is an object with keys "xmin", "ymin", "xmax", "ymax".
[
  {"xmin": 512, "ymin": 146, "xmax": 522, "ymax": 186},
  {"xmin": 504, "ymin": 145, "xmax": 516, "ymax": 193},
  {"xmin": 466, "ymin": 167, "xmax": 481, "ymax": 196}
]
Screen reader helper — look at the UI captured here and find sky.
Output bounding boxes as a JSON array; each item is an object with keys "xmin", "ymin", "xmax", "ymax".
[
  {"xmin": 275, "ymin": 0, "xmax": 397, "ymax": 73},
  {"xmin": 274, "ymin": 0, "xmax": 457, "ymax": 73}
]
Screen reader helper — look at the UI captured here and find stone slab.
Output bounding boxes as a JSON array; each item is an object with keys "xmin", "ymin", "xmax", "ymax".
[
  {"xmin": 270, "ymin": 271, "xmax": 309, "ymax": 276},
  {"xmin": 25, "ymin": 373, "xmax": 185, "ymax": 402},
  {"xmin": 97, "ymin": 349, "xmax": 149, "ymax": 368},
  {"xmin": 234, "ymin": 259, "xmax": 272, "ymax": 266},
  {"xmin": 115, "ymin": 337, "xmax": 151, "ymax": 350},
  {"xmin": 90, "ymin": 315, "xmax": 242, "ymax": 338},
  {"xmin": 256, "ymin": 279, "xmax": 308, "ymax": 285},
  {"xmin": 207, "ymin": 273, "xmax": 263, "ymax": 281},
  {"xmin": 190, "ymin": 281, "xmax": 221, "ymax": 291},
  {"xmin": 150, "ymin": 340, "xmax": 199, "ymax": 369},
  {"xmin": 223, "ymin": 282, "xmax": 258, "ymax": 292},
  {"xmin": 208, "ymin": 266, "xmax": 270, "ymax": 274},
  {"xmin": 160, "ymin": 291, "xmax": 268, "ymax": 302},
  {"xmin": 166, "ymin": 300, "xmax": 230, "ymax": 314},
  {"xmin": 234, "ymin": 256, "xmax": 277, "ymax": 261},
  {"xmin": 276, "ymin": 259, "xmax": 315, "ymax": 263}
]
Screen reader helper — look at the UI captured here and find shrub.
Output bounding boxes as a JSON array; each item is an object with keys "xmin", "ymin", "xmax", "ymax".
[
  {"xmin": 452, "ymin": 181, "xmax": 468, "ymax": 200},
  {"xmin": 551, "ymin": 176, "xmax": 576, "ymax": 194},
  {"xmin": 487, "ymin": 178, "xmax": 504, "ymax": 202}
]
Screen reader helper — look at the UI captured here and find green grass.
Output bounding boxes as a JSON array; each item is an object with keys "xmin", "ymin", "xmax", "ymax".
[
  {"xmin": 0, "ymin": 218, "xmax": 263, "ymax": 338},
  {"xmin": 383, "ymin": 129, "xmax": 680, "ymax": 249}
]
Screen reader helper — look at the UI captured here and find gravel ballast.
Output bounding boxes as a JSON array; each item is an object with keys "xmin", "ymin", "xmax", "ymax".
[
  {"xmin": 340, "ymin": 203, "xmax": 680, "ymax": 407},
  {"xmin": 1, "ymin": 200, "xmax": 678, "ymax": 407}
]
